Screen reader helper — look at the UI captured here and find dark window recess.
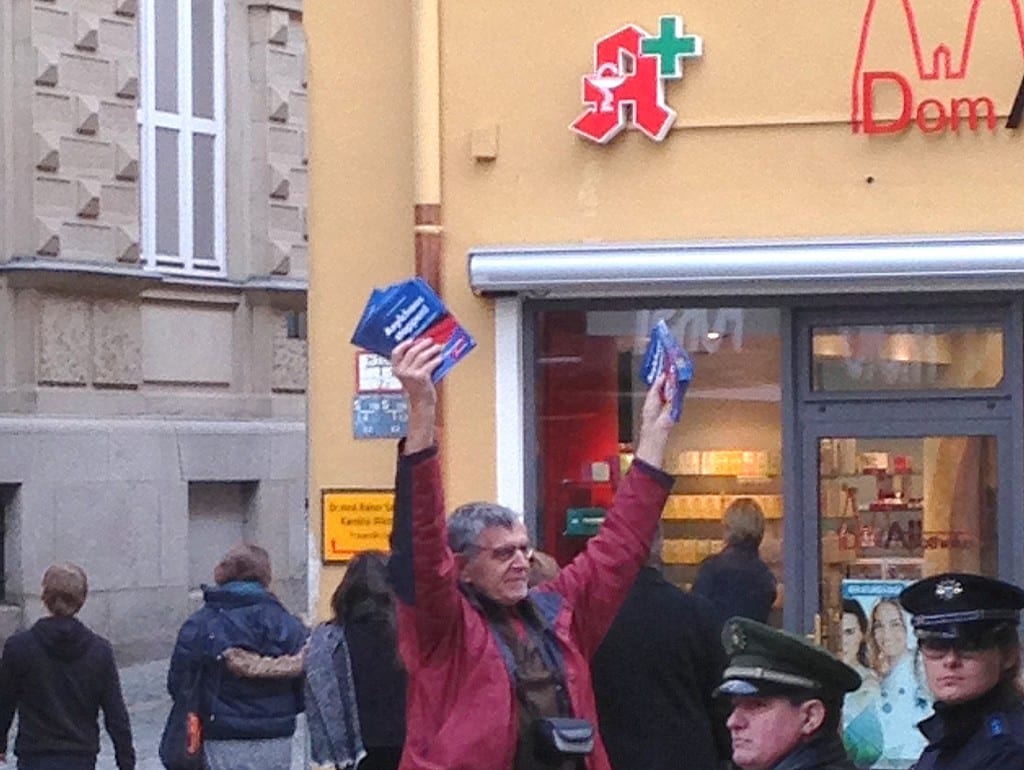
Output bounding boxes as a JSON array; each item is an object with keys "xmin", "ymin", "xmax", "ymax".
[
  {"xmin": 0, "ymin": 485, "xmax": 16, "ymax": 602},
  {"xmin": 617, "ymin": 350, "xmax": 633, "ymax": 444},
  {"xmin": 286, "ymin": 311, "xmax": 308, "ymax": 340}
]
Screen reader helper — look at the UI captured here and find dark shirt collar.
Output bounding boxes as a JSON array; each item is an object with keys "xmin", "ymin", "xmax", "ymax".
[
  {"xmin": 771, "ymin": 734, "xmax": 849, "ymax": 770},
  {"xmin": 919, "ymin": 677, "xmax": 1020, "ymax": 748}
]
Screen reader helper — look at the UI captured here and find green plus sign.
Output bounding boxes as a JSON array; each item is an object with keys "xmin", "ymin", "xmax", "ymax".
[{"xmin": 641, "ymin": 15, "xmax": 702, "ymax": 79}]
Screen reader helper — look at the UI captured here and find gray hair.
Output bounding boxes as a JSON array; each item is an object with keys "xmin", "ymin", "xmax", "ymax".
[
  {"xmin": 447, "ymin": 501, "xmax": 524, "ymax": 554},
  {"xmin": 724, "ymin": 497, "xmax": 766, "ymax": 547}
]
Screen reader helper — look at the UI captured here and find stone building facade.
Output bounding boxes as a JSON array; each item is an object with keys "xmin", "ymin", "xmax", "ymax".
[{"xmin": 0, "ymin": 0, "xmax": 309, "ymax": 662}]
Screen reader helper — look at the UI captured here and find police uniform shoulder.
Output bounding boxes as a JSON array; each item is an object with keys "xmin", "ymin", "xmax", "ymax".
[{"xmin": 719, "ymin": 617, "xmax": 861, "ymax": 697}]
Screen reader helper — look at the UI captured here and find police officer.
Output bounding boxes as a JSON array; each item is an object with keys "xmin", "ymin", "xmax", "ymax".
[
  {"xmin": 717, "ymin": 617, "xmax": 861, "ymax": 770},
  {"xmin": 899, "ymin": 572, "xmax": 1024, "ymax": 770}
]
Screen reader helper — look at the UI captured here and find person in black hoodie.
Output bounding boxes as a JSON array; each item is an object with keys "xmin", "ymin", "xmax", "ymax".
[{"xmin": 0, "ymin": 562, "xmax": 135, "ymax": 770}]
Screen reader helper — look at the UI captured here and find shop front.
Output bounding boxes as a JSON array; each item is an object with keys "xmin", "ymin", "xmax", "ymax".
[
  {"xmin": 473, "ymin": 238, "xmax": 1024, "ymax": 767},
  {"xmin": 308, "ymin": 2, "xmax": 1024, "ymax": 768}
]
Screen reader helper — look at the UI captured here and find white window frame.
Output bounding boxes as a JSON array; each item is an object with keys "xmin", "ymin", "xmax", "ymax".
[{"xmin": 138, "ymin": 0, "xmax": 226, "ymax": 275}]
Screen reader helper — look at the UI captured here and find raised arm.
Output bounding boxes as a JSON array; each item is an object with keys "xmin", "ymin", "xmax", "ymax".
[
  {"xmin": 549, "ymin": 374, "xmax": 676, "ymax": 657},
  {"xmin": 386, "ymin": 339, "xmax": 464, "ymax": 655}
]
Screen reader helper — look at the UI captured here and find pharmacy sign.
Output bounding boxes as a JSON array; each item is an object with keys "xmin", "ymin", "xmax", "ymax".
[{"xmin": 571, "ymin": 15, "xmax": 703, "ymax": 144}]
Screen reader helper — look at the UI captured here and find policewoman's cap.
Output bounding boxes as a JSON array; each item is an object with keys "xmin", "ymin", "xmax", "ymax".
[
  {"xmin": 899, "ymin": 573, "xmax": 1024, "ymax": 638},
  {"xmin": 716, "ymin": 617, "xmax": 861, "ymax": 698}
]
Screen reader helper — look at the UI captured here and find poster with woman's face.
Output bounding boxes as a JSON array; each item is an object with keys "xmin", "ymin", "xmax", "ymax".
[{"xmin": 840, "ymin": 580, "xmax": 934, "ymax": 769}]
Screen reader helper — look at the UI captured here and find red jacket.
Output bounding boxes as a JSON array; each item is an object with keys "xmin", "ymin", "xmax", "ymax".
[{"xmin": 388, "ymin": 445, "xmax": 672, "ymax": 770}]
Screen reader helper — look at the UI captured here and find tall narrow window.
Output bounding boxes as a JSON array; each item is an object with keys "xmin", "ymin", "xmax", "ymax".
[{"xmin": 139, "ymin": 0, "xmax": 226, "ymax": 274}]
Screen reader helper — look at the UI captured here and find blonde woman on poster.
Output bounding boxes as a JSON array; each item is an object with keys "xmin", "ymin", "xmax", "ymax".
[{"xmin": 868, "ymin": 598, "xmax": 932, "ymax": 767}]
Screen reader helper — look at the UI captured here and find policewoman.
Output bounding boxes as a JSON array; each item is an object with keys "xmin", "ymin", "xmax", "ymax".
[
  {"xmin": 717, "ymin": 617, "xmax": 861, "ymax": 770},
  {"xmin": 899, "ymin": 573, "xmax": 1024, "ymax": 770}
]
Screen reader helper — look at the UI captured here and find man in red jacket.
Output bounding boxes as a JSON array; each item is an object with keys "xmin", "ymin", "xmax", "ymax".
[{"xmin": 387, "ymin": 337, "xmax": 678, "ymax": 770}]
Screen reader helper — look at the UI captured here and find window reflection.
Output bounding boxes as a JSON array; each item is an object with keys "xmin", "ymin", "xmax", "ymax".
[{"xmin": 812, "ymin": 323, "xmax": 1003, "ymax": 391}]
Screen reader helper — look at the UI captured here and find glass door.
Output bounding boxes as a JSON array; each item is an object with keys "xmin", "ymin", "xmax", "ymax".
[
  {"xmin": 818, "ymin": 431, "xmax": 1000, "ymax": 768},
  {"xmin": 800, "ymin": 418, "xmax": 1010, "ymax": 770},
  {"xmin": 793, "ymin": 305, "xmax": 1021, "ymax": 770}
]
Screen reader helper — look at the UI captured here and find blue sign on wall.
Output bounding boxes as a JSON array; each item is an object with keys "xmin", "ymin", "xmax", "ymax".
[{"xmin": 353, "ymin": 394, "xmax": 408, "ymax": 439}]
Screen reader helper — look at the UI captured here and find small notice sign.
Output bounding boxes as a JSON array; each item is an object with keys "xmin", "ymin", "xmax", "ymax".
[
  {"xmin": 322, "ymin": 489, "xmax": 393, "ymax": 563},
  {"xmin": 353, "ymin": 394, "xmax": 408, "ymax": 439}
]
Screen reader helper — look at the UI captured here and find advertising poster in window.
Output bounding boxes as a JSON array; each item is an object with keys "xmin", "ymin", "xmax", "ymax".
[{"xmin": 840, "ymin": 579, "xmax": 933, "ymax": 769}]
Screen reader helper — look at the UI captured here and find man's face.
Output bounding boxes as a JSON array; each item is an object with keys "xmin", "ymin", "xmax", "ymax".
[
  {"xmin": 726, "ymin": 696, "xmax": 820, "ymax": 770},
  {"xmin": 921, "ymin": 641, "xmax": 1015, "ymax": 704},
  {"xmin": 460, "ymin": 523, "xmax": 531, "ymax": 606}
]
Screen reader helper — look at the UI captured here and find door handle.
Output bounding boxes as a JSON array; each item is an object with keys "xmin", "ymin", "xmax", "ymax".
[{"xmin": 808, "ymin": 612, "xmax": 824, "ymax": 646}]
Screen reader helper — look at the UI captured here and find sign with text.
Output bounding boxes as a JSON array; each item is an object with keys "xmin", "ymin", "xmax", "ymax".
[
  {"xmin": 852, "ymin": 0, "xmax": 1024, "ymax": 135},
  {"xmin": 571, "ymin": 14, "xmax": 703, "ymax": 144},
  {"xmin": 322, "ymin": 489, "xmax": 393, "ymax": 563}
]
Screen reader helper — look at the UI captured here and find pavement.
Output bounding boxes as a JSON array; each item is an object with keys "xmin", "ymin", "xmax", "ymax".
[{"xmin": 5, "ymin": 659, "xmax": 308, "ymax": 770}]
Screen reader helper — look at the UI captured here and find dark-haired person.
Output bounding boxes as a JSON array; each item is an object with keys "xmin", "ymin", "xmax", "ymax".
[
  {"xmin": 388, "ymin": 337, "xmax": 679, "ymax": 770},
  {"xmin": 838, "ymin": 599, "xmax": 882, "ymax": 769},
  {"xmin": 0, "ymin": 563, "xmax": 135, "ymax": 770},
  {"xmin": 899, "ymin": 573, "xmax": 1024, "ymax": 770},
  {"xmin": 304, "ymin": 550, "xmax": 405, "ymax": 770},
  {"xmin": 167, "ymin": 543, "xmax": 307, "ymax": 770}
]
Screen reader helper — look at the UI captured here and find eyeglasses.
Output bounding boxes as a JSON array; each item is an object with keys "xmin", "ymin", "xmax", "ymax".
[
  {"xmin": 473, "ymin": 544, "xmax": 534, "ymax": 563},
  {"xmin": 918, "ymin": 638, "xmax": 993, "ymax": 661}
]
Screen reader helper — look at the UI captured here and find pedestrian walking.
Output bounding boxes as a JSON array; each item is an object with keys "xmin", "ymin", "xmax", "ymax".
[
  {"xmin": 0, "ymin": 563, "xmax": 135, "ymax": 770},
  {"xmin": 387, "ymin": 337, "xmax": 679, "ymax": 770},
  {"xmin": 166, "ymin": 543, "xmax": 306, "ymax": 770},
  {"xmin": 717, "ymin": 616, "xmax": 861, "ymax": 770},
  {"xmin": 591, "ymin": 529, "xmax": 729, "ymax": 770},
  {"xmin": 899, "ymin": 573, "xmax": 1024, "ymax": 770}
]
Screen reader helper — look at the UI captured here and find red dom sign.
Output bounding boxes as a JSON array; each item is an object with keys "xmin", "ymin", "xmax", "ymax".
[{"xmin": 851, "ymin": 0, "xmax": 1024, "ymax": 134}]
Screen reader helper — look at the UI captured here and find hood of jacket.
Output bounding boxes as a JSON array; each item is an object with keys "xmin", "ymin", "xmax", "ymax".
[
  {"xmin": 31, "ymin": 615, "xmax": 94, "ymax": 661},
  {"xmin": 201, "ymin": 580, "xmax": 272, "ymax": 607}
]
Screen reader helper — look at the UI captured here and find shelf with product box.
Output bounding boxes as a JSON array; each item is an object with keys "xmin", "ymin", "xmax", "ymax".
[{"xmin": 819, "ymin": 442, "xmax": 925, "ymax": 564}]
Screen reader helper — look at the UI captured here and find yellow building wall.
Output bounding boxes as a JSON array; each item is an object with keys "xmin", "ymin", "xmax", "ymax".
[
  {"xmin": 308, "ymin": 0, "xmax": 1023, "ymax": 615},
  {"xmin": 305, "ymin": 1, "xmax": 416, "ymax": 618},
  {"xmin": 439, "ymin": 0, "xmax": 1023, "ymax": 509}
]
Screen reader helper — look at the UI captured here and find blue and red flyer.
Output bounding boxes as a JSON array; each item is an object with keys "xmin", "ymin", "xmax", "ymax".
[
  {"xmin": 351, "ymin": 278, "xmax": 476, "ymax": 382},
  {"xmin": 640, "ymin": 319, "xmax": 694, "ymax": 422}
]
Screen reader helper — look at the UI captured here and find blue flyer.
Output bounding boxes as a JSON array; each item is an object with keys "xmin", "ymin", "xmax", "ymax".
[
  {"xmin": 639, "ymin": 319, "xmax": 694, "ymax": 422},
  {"xmin": 351, "ymin": 278, "xmax": 476, "ymax": 383}
]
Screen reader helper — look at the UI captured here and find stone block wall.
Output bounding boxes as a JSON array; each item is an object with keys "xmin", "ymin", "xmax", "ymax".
[
  {"xmin": 0, "ymin": 1, "xmax": 310, "ymax": 658},
  {"xmin": 8, "ymin": 0, "xmax": 309, "ymax": 282},
  {"xmin": 29, "ymin": 0, "xmax": 140, "ymax": 263}
]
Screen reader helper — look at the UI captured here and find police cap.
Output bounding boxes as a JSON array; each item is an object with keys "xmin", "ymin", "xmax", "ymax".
[
  {"xmin": 716, "ymin": 617, "xmax": 861, "ymax": 698},
  {"xmin": 899, "ymin": 573, "xmax": 1024, "ymax": 640}
]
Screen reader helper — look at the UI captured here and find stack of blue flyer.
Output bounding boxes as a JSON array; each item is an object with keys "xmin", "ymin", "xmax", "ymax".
[
  {"xmin": 351, "ymin": 277, "xmax": 476, "ymax": 382},
  {"xmin": 640, "ymin": 320, "xmax": 694, "ymax": 422}
]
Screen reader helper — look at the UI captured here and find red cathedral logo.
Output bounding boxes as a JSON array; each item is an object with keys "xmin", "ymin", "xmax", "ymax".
[{"xmin": 851, "ymin": 0, "xmax": 1024, "ymax": 134}]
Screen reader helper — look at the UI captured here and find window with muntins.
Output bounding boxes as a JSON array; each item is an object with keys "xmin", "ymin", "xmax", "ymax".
[{"xmin": 139, "ymin": 0, "xmax": 226, "ymax": 274}]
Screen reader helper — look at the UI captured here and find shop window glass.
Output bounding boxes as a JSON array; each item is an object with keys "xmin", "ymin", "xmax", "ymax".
[
  {"xmin": 534, "ymin": 308, "xmax": 784, "ymax": 621},
  {"xmin": 819, "ymin": 434, "xmax": 998, "ymax": 768},
  {"xmin": 812, "ymin": 322, "xmax": 1003, "ymax": 392}
]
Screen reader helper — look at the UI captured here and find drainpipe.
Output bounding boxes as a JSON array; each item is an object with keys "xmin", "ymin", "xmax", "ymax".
[{"xmin": 412, "ymin": 0, "xmax": 442, "ymax": 293}]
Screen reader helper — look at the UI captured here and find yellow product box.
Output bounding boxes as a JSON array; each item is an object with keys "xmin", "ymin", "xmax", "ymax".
[
  {"xmin": 678, "ymin": 450, "xmax": 702, "ymax": 476},
  {"xmin": 661, "ymin": 538, "xmax": 683, "ymax": 564},
  {"xmin": 680, "ymin": 538, "xmax": 699, "ymax": 564}
]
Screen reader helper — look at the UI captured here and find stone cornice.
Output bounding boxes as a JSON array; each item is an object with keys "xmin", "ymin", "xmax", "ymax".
[{"xmin": 247, "ymin": 0, "xmax": 303, "ymax": 14}]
